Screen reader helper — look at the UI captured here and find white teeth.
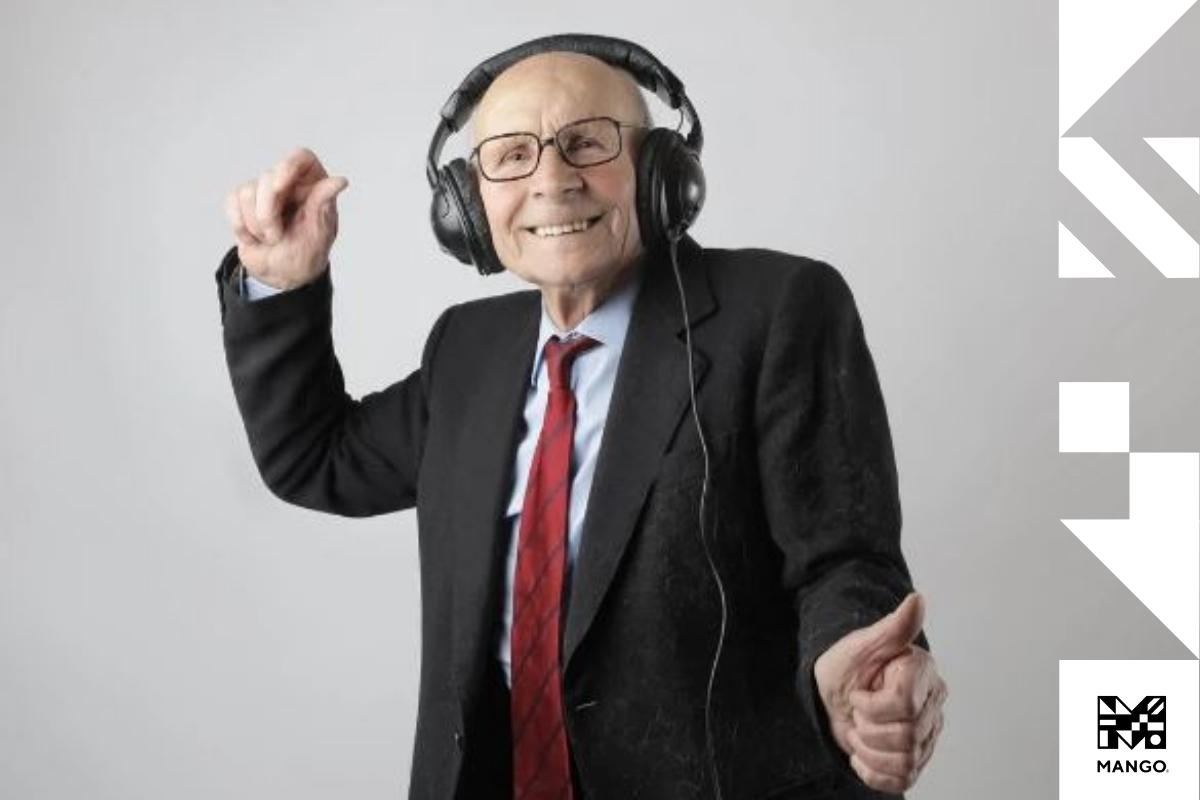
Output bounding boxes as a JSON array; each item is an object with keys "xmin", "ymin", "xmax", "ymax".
[{"xmin": 532, "ymin": 217, "xmax": 595, "ymax": 237}]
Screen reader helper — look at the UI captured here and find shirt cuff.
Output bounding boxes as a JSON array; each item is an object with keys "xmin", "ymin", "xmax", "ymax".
[{"xmin": 239, "ymin": 264, "xmax": 288, "ymax": 301}]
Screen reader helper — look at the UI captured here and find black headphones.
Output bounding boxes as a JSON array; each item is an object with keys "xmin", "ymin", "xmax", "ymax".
[{"xmin": 427, "ymin": 33, "xmax": 706, "ymax": 275}]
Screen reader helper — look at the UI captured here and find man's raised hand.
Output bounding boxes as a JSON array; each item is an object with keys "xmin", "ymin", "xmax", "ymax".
[
  {"xmin": 223, "ymin": 147, "xmax": 350, "ymax": 290},
  {"xmin": 813, "ymin": 592, "xmax": 948, "ymax": 794}
]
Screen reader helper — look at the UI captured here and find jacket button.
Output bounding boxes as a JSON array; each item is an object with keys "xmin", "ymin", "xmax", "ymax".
[{"xmin": 453, "ymin": 730, "xmax": 463, "ymax": 751}]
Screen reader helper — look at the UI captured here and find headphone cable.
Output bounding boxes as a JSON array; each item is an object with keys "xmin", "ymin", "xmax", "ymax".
[{"xmin": 667, "ymin": 233, "xmax": 728, "ymax": 800}]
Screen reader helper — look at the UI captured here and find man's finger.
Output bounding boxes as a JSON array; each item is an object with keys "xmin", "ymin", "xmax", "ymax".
[
  {"xmin": 848, "ymin": 685, "xmax": 923, "ymax": 725},
  {"xmin": 305, "ymin": 176, "xmax": 350, "ymax": 231},
  {"xmin": 308, "ymin": 175, "xmax": 349, "ymax": 207},
  {"xmin": 273, "ymin": 147, "xmax": 326, "ymax": 205},
  {"xmin": 913, "ymin": 677, "xmax": 947, "ymax": 744},
  {"xmin": 858, "ymin": 672, "xmax": 944, "ymax": 749},
  {"xmin": 279, "ymin": 146, "xmax": 324, "ymax": 186},
  {"xmin": 849, "ymin": 751, "xmax": 910, "ymax": 795},
  {"xmin": 224, "ymin": 190, "xmax": 258, "ymax": 248},
  {"xmin": 255, "ymin": 170, "xmax": 283, "ymax": 244},
  {"xmin": 913, "ymin": 713, "xmax": 942, "ymax": 776},
  {"xmin": 852, "ymin": 715, "xmax": 918, "ymax": 754},
  {"xmin": 864, "ymin": 593, "xmax": 925, "ymax": 663},
  {"xmin": 847, "ymin": 726, "xmax": 916, "ymax": 779},
  {"xmin": 832, "ymin": 594, "xmax": 926, "ymax": 695},
  {"xmin": 237, "ymin": 182, "xmax": 264, "ymax": 242},
  {"xmin": 849, "ymin": 656, "xmax": 934, "ymax": 724}
]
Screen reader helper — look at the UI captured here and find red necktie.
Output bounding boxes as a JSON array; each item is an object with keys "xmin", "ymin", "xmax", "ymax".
[{"xmin": 511, "ymin": 334, "xmax": 599, "ymax": 800}]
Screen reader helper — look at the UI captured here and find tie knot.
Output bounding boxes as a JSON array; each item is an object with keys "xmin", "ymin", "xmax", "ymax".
[{"xmin": 543, "ymin": 335, "xmax": 598, "ymax": 392}]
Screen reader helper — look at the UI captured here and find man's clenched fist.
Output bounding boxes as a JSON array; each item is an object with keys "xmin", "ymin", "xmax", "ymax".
[
  {"xmin": 814, "ymin": 592, "xmax": 947, "ymax": 794},
  {"xmin": 223, "ymin": 147, "xmax": 349, "ymax": 291}
]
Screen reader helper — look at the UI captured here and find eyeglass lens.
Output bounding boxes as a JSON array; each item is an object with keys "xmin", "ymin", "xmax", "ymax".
[{"xmin": 477, "ymin": 118, "xmax": 622, "ymax": 181}]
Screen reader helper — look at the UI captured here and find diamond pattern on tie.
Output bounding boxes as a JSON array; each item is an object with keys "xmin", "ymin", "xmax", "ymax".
[{"xmin": 511, "ymin": 334, "xmax": 599, "ymax": 800}]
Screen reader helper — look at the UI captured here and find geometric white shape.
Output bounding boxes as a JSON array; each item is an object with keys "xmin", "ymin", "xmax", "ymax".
[
  {"xmin": 1059, "ymin": 382, "xmax": 1130, "ymax": 453},
  {"xmin": 1061, "ymin": 515, "xmax": 1199, "ymax": 657},
  {"xmin": 1150, "ymin": 733, "xmax": 1164, "ymax": 745},
  {"xmin": 1133, "ymin": 720, "xmax": 1142, "ymax": 729},
  {"xmin": 1130, "ymin": 452, "xmax": 1200, "ymax": 525},
  {"xmin": 1059, "ymin": 0, "xmax": 1199, "ymax": 136},
  {"xmin": 1060, "ymin": 137, "xmax": 1200, "ymax": 278},
  {"xmin": 1100, "ymin": 718, "xmax": 1116, "ymax": 726},
  {"xmin": 1146, "ymin": 137, "xmax": 1200, "ymax": 192},
  {"xmin": 1062, "ymin": 661, "xmax": 1199, "ymax": 798},
  {"xmin": 1150, "ymin": 722, "xmax": 1165, "ymax": 731},
  {"xmin": 1062, "ymin": 454, "xmax": 1200, "ymax": 657},
  {"xmin": 1059, "ymin": 222, "xmax": 1116, "ymax": 278},
  {"xmin": 1061, "ymin": 440, "xmax": 1200, "ymax": 659}
]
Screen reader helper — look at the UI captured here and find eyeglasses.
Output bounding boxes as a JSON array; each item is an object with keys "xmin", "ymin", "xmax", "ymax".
[{"xmin": 470, "ymin": 116, "xmax": 643, "ymax": 182}]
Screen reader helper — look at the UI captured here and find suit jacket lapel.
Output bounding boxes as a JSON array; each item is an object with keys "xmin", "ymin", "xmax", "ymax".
[
  {"xmin": 563, "ymin": 236, "xmax": 716, "ymax": 675},
  {"xmin": 448, "ymin": 292, "xmax": 540, "ymax": 703}
]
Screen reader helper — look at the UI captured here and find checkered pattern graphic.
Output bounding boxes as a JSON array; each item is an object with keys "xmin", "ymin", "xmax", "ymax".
[{"xmin": 1097, "ymin": 696, "xmax": 1167, "ymax": 749}]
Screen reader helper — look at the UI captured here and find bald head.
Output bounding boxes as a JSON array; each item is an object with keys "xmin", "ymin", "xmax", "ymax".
[{"xmin": 470, "ymin": 51, "xmax": 650, "ymax": 146}]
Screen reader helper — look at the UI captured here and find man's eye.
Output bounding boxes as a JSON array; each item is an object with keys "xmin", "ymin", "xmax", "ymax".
[
  {"xmin": 501, "ymin": 149, "xmax": 529, "ymax": 163},
  {"xmin": 565, "ymin": 137, "xmax": 599, "ymax": 152}
]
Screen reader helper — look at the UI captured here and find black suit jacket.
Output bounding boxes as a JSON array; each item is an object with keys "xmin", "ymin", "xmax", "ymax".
[{"xmin": 215, "ymin": 236, "xmax": 926, "ymax": 799}]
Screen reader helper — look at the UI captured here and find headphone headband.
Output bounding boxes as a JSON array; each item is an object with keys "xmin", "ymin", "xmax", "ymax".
[{"xmin": 426, "ymin": 33, "xmax": 703, "ymax": 188}]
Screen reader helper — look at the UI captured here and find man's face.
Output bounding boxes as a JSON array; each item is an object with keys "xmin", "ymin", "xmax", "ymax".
[{"xmin": 471, "ymin": 53, "xmax": 645, "ymax": 292}]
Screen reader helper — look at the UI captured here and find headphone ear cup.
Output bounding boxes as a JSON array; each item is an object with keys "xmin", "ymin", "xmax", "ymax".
[
  {"xmin": 430, "ymin": 165, "xmax": 471, "ymax": 266},
  {"xmin": 636, "ymin": 128, "xmax": 706, "ymax": 253},
  {"xmin": 635, "ymin": 128, "xmax": 671, "ymax": 253},
  {"xmin": 666, "ymin": 137, "xmax": 706, "ymax": 239},
  {"xmin": 436, "ymin": 158, "xmax": 505, "ymax": 275}
]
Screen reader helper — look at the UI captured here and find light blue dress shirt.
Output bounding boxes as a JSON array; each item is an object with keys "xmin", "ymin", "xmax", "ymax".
[
  {"xmin": 241, "ymin": 268, "xmax": 286, "ymax": 301},
  {"xmin": 496, "ymin": 269, "xmax": 641, "ymax": 687},
  {"xmin": 240, "ymin": 262, "xmax": 643, "ymax": 688}
]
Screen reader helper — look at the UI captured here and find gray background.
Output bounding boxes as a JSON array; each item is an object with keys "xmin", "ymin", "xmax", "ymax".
[{"xmin": 2, "ymin": 0, "xmax": 1197, "ymax": 797}]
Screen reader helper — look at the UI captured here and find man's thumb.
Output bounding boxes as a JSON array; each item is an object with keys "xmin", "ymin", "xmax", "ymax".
[
  {"xmin": 310, "ymin": 176, "xmax": 350, "ymax": 213},
  {"xmin": 864, "ymin": 592, "xmax": 925, "ymax": 660}
]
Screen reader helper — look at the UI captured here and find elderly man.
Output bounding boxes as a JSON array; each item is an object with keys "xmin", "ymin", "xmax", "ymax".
[{"xmin": 217, "ymin": 35, "xmax": 946, "ymax": 800}]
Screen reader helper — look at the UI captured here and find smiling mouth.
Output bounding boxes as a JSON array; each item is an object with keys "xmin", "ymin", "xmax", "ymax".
[{"xmin": 524, "ymin": 213, "xmax": 604, "ymax": 238}]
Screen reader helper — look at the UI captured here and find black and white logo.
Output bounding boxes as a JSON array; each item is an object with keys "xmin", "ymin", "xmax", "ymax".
[{"xmin": 1098, "ymin": 696, "xmax": 1166, "ymax": 749}]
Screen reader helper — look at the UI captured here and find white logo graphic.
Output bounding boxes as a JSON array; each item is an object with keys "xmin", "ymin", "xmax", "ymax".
[
  {"xmin": 1058, "ymin": 382, "xmax": 1199, "ymax": 657},
  {"xmin": 1058, "ymin": 0, "xmax": 1199, "ymax": 279}
]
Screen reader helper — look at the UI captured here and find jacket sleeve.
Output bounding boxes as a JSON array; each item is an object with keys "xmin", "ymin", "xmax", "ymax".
[
  {"xmin": 214, "ymin": 245, "xmax": 452, "ymax": 517},
  {"xmin": 753, "ymin": 259, "xmax": 929, "ymax": 772}
]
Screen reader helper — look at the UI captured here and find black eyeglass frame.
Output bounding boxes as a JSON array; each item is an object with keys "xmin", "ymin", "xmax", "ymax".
[{"xmin": 468, "ymin": 115, "xmax": 645, "ymax": 183}]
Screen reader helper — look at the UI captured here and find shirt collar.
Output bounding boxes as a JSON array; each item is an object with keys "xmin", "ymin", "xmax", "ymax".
[{"xmin": 530, "ymin": 263, "xmax": 643, "ymax": 388}]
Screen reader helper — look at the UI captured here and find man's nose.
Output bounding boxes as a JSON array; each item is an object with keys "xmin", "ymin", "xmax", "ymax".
[{"xmin": 530, "ymin": 143, "xmax": 583, "ymax": 197}]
